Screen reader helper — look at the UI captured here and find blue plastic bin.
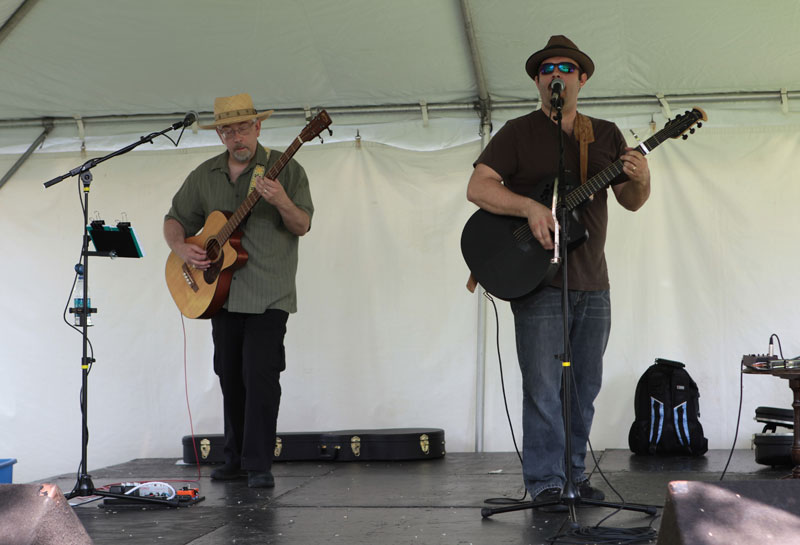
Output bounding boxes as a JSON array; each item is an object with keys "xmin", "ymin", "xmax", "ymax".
[{"xmin": 0, "ymin": 458, "xmax": 17, "ymax": 483}]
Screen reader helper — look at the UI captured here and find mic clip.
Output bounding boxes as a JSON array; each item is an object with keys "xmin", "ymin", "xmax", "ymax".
[{"xmin": 172, "ymin": 112, "xmax": 197, "ymax": 131}]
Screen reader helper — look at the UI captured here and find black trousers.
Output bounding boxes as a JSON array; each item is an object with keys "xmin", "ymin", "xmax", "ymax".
[{"xmin": 211, "ymin": 308, "xmax": 288, "ymax": 472}]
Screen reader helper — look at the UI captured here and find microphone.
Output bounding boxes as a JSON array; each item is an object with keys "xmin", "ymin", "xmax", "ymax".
[
  {"xmin": 172, "ymin": 111, "xmax": 197, "ymax": 130},
  {"xmin": 550, "ymin": 79, "xmax": 565, "ymax": 105}
]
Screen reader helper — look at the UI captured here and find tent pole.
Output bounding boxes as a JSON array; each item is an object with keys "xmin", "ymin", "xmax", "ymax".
[
  {"xmin": 0, "ymin": 118, "xmax": 53, "ymax": 190},
  {"xmin": 1, "ymin": 90, "xmax": 799, "ymax": 131},
  {"xmin": 473, "ymin": 125, "xmax": 491, "ymax": 454},
  {"xmin": 459, "ymin": 0, "xmax": 493, "ymax": 453},
  {"xmin": 0, "ymin": 0, "xmax": 40, "ymax": 47}
]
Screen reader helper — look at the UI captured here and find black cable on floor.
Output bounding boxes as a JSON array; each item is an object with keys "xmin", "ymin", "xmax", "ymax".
[
  {"xmin": 481, "ymin": 292, "xmax": 529, "ymax": 505},
  {"xmin": 550, "ymin": 524, "xmax": 658, "ymax": 544}
]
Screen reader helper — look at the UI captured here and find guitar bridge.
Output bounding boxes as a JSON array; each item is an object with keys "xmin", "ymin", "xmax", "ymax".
[{"xmin": 181, "ymin": 263, "xmax": 199, "ymax": 292}]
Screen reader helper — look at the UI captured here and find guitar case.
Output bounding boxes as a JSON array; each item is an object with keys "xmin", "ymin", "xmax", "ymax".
[
  {"xmin": 318, "ymin": 428, "xmax": 446, "ymax": 462},
  {"xmin": 182, "ymin": 428, "xmax": 445, "ymax": 464},
  {"xmin": 753, "ymin": 406, "xmax": 794, "ymax": 467}
]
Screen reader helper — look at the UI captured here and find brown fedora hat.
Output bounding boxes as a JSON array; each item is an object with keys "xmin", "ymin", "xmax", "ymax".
[
  {"xmin": 198, "ymin": 93, "xmax": 274, "ymax": 129},
  {"xmin": 525, "ymin": 35, "xmax": 594, "ymax": 81}
]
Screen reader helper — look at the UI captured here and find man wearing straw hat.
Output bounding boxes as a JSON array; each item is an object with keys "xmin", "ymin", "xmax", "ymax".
[
  {"xmin": 467, "ymin": 36, "xmax": 651, "ymax": 509},
  {"xmin": 164, "ymin": 93, "xmax": 314, "ymax": 488}
]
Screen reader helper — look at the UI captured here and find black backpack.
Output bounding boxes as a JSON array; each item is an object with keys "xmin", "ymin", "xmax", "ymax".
[{"xmin": 628, "ymin": 358, "xmax": 708, "ymax": 456}]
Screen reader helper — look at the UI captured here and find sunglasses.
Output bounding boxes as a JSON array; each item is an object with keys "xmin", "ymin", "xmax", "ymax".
[{"xmin": 539, "ymin": 62, "xmax": 578, "ymax": 75}]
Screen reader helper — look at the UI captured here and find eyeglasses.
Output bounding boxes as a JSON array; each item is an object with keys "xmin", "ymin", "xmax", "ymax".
[
  {"xmin": 539, "ymin": 62, "xmax": 578, "ymax": 75},
  {"xmin": 219, "ymin": 121, "xmax": 256, "ymax": 139}
]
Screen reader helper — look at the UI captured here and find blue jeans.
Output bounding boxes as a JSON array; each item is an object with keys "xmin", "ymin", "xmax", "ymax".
[{"xmin": 510, "ymin": 287, "xmax": 611, "ymax": 497}]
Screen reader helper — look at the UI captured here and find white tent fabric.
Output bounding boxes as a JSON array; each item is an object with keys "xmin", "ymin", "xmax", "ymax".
[
  {"xmin": 1, "ymin": 0, "xmax": 799, "ymax": 137},
  {"xmin": 1, "ymin": 1, "xmax": 800, "ymax": 484},
  {"xmin": 3, "ymin": 123, "xmax": 799, "ymax": 483}
]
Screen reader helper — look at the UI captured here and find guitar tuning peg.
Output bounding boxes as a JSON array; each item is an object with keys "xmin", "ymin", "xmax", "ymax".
[
  {"xmin": 682, "ymin": 134, "xmax": 689, "ymax": 140},
  {"xmin": 689, "ymin": 128, "xmax": 695, "ymax": 134},
  {"xmin": 697, "ymin": 122, "xmax": 703, "ymax": 128}
]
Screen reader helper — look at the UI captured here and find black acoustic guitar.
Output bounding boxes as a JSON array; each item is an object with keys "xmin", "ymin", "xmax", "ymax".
[{"xmin": 461, "ymin": 107, "xmax": 707, "ymax": 300}]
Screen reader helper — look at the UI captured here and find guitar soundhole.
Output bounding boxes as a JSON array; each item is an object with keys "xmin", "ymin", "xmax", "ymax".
[
  {"xmin": 204, "ymin": 259, "xmax": 222, "ymax": 284},
  {"xmin": 205, "ymin": 238, "xmax": 221, "ymax": 262},
  {"xmin": 203, "ymin": 238, "xmax": 223, "ymax": 284}
]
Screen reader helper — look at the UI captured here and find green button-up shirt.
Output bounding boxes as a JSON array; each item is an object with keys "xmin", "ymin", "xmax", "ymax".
[{"xmin": 166, "ymin": 144, "xmax": 314, "ymax": 314}]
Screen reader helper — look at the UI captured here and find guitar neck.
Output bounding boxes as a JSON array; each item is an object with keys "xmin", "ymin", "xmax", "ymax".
[
  {"xmin": 564, "ymin": 129, "xmax": 670, "ymax": 211},
  {"xmin": 215, "ymin": 136, "xmax": 304, "ymax": 243}
]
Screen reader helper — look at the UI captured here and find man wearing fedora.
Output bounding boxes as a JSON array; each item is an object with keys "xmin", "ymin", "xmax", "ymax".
[
  {"xmin": 467, "ymin": 36, "xmax": 651, "ymax": 508},
  {"xmin": 164, "ymin": 93, "xmax": 314, "ymax": 488}
]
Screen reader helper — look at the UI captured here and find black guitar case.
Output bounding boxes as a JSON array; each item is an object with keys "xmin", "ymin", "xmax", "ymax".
[
  {"xmin": 317, "ymin": 428, "xmax": 446, "ymax": 462},
  {"xmin": 182, "ymin": 428, "xmax": 445, "ymax": 464}
]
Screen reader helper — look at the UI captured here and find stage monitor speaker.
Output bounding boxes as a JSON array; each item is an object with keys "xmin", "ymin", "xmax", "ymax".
[
  {"xmin": 0, "ymin": 483, "xmax": 92, "ymax": 545},
  {"xmin": 657, "ymin": 479, "xmax": 800, "ymax": 545}
]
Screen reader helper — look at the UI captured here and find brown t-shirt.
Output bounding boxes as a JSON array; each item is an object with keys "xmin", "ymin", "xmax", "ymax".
[{"xmin": 475, "ymin": 109, "xmax": 628, "ymax": 291}]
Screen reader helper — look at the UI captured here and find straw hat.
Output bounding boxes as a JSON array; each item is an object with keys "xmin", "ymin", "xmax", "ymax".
[
  {"xmin": 525, "ymin": 35, "xmax": 595, "ymax": 81},
  {"xmin": 198, "ymin": 93, "xmax": 274, "ymax": 129}
]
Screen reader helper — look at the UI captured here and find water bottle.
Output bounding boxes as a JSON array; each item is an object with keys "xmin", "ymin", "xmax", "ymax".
[{"xmin": 73, "ymin": 268, "xmax": 93, "ymax": 327}]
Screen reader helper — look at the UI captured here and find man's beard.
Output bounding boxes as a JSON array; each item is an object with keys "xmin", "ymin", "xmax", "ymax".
[{"xmin": 232, "ymin": 147, "xmax": 253, "ymax": 163}]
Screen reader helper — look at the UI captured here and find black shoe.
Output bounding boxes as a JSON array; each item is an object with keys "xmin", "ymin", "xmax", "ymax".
[
  {"xmin": 247, "ymin": 470, "xmax": 275, "ymax": 488},
  {"xmin": 577, "ymin": 480, "xmax": 605, "ymax": 500},
  {"xmin": 532, "ymin": 487, "xmax": 568, "ymax": 512},
  {"xmin": 210, "ymin": 463, "xmax": 245, "ymax": 481}
]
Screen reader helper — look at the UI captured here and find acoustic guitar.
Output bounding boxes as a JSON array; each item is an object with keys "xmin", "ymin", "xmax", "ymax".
[
  {"xmin": 461, "ymin": 107, "xmax": 707, "ymax": 300},
  {"xmin": 165, "ymin": 110, "xmax": 332, "ymax": 318}
]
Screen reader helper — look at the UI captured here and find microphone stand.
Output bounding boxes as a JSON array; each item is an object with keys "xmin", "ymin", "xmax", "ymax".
[
  {"xmin": 45, "ymin": 118, "xmax": 195, "ymax": 507},
  {"xmin": 43, "ymin": 116, "xmax": 192, "ymax": 190},
  {"xmin": 481, "ymin": 92, "xmax": 657, "ymax": 522}
]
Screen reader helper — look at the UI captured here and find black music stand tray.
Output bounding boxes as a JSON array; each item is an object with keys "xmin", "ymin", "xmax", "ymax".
[{"xmin": 87, "ymin": 220, "xmax": 144, "ymax": 259}]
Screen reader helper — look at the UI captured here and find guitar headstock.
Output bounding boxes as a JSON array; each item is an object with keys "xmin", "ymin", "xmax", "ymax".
[
  {"xmin": 665, "ymin": 107, "xmax": 707, "ymax": 140},
  {"xmin": 299, "ymin": 110, "xmax": 333, "ymax": 143}
]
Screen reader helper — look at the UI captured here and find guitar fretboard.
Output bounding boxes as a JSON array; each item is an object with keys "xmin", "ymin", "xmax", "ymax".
[
  {"xmin": 214, "ymin": 136, "xmax": 304, "ymax": 244},
  {"xmin": 510, "ymin": 107, "xmax": 704, "ymax": 242},
  {"xmin": 564, "ymin": 125, "xmax": 675, "ymax": 211}
]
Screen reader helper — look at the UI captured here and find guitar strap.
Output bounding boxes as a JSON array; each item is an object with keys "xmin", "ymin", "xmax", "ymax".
[
  {"xmin": 246, "ymin": 148, "xmax": 271, "ymax": 195},
  {"xmin": 466, "ymin": 114, "xmax": 596, "ymax": 294},
  {"xmin": 241, "ymin": 149, "xmax": 271, "ymax": 225},
  {"xmin": 575, "ymin": 112, "xmax": 595, "ymax": 187},
  {"xmin": 246, "ymin": 164, "xmax": 267, "ymax": 195}
]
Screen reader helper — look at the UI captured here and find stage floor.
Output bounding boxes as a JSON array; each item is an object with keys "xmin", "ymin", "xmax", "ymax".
[{"xmin": 46, "ymin": 449, "xmax": 789, "ymax": 544}]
